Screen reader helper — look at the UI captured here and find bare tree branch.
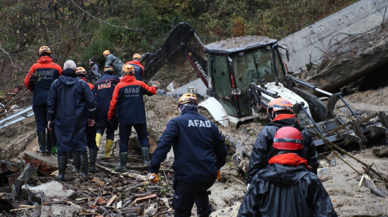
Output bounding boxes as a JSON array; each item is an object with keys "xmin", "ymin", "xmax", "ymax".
[
  {"xmin": 0, "ymin": 47, "xmax": 24, "ymax": 73},
  {"xmin": 74, "ymin": 11, "xmax": 84, "ymax": 34},
  {"xmin": 69, "ymin": 0, "xmax": 143, "ymax": 31}
]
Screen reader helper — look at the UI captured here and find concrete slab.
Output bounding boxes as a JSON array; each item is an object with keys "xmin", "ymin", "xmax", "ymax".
[
  {"xmin": 24, "ymin": 151, "xmax": 58, "ymax": 176},
  {"xmin": 41, "ymin": 204, "xmax": 80, "ymax": 217},
  {"xmin": 168, "ymin": 78, "xmax": 208, "ymax": 97},
  {"xmin": 22, "ymin": 181, "xmax": 76, "ymax": 201}
]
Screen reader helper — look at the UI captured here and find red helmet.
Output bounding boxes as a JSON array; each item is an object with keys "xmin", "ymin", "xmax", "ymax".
[{"xmin": 273, "ymin": 126, "xmax": 303, "ymax": 150}]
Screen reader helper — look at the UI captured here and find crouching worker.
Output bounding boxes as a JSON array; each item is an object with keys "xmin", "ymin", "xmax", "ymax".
[
  {"xmin": 148, "ymin": 94, "xmax": 228, "ymax": 217},
  {"xmin": 107, "ymin": 65, "xmax": 157, "ymax": 171},
  {"xmin": 76, "ymin": 67, "xmax": 98, "ymax": 173},
  {"xmin": 238, "ymin": 127, "xmax": 337, "ymax": 217},
  {"xmin": 47, "ymin": 60, "xmax": 96, "ymax": 181}
]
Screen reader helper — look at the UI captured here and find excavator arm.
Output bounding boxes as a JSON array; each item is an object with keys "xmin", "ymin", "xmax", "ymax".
[{"xmin": 140, "ymin": 22, "xmax": 209, "ymax": 88}]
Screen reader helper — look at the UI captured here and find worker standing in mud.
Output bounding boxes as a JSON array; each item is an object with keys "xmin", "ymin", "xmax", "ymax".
[
  {"xmin": 103, "ymin": 50, "xmax": 123, "ymax": 76},
  {"xmin": 125, "ymin": 53, "xmax": 144, "ymax": 81},
  {"xmin": 76, "ymin": 67, "xmax": 99, "ymax": 173},
  {"xmin": 47, "ymin": 60, "xmax": 96, "ymax": 181},
  {"xmin": 93, "ymin": 66, "xmax": 120, "ymax": 158},
  {"xmin": 148, "ymin": 93, "xmax": 228, "ymax": 217},
  {"xmin": 246, "ymin": 98, "xmax": 319, "ymax": 188},
  {"xmin": 238, "ymin": 127, "xmax": 337, "ymax": 216},
  {"xmin": 107, "ymin": 65, "xmax": 157, "ymax": 171},
  {"xmin": 24, "ymin": 46, "xmax": 62, "ymax": 156}
]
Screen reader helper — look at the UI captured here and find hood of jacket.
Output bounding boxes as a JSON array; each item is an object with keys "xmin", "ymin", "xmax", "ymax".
[
  {"xmin": 37, "ymin": 56, "xmax": 53, "ymax": 64},
  {"xmin": 259, "ymin": 163, "xmax": 309, "ymax": 188},
  {"xmin": 120, "ymin": 74, "xmax": 135, "ymax": 82},
  {"xmin": 267, "ymin": 114, "xmax": 304, "ymax": 131},
  {"xmin": 59, "ymin": 68, "xmax": 78, "ymax": 85}
]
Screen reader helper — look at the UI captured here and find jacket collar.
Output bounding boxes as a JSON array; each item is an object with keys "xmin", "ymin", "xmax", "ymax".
[
  {"xmin": 268, "ymin": 153, "xmax": 310, "ymax": 169},
  {"xmin": 121, "ymin": 75, "xmax": 135, "ymax": 82},
  {"xmin": 273, "ymin": 114, "xmax": 298, "ymax": 122},
  {"xmin": 37, "ymin": 56, "xmax": 53, "ymax": 64}
]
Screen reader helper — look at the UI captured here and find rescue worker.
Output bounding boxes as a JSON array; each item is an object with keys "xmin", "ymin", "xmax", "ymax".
[
  {"xmin": 246, "ymin": 98, "xmax": 319, "ymax": 188},
  {"xmin": 125, "ymin": 53, "xmax": 144, "ymax": 81},
  {"xmin": 93, "ymin": 66, "xmax": 120, "ymax": 157},
  {"xmin": 107, "ymin": 65, "xmax": 157, "ymax": 171},
  {"xmin": 76, "ymin": 67, "xmax": 98, "ymax": 172},
  {"xmin": 238, "ymin": 127, "xmax": 337, "ymax": 216},
  {"xmin": 88, "ymin": 58, "xmax": 100, "ymax": 83},
  {"xmin": 148, "ymin": 93, "xmax": 228, "ymax": 217},
  {"xmin": 47, "ymin": 60, "xmax": 96, "ymax": 181},
  {"xmin": 24, "ymin": 46, "xmax": 62, "ymax": 156},
  {"xmin": 103, "ymin": 50, "xmax": 123, "ymax": 76}
]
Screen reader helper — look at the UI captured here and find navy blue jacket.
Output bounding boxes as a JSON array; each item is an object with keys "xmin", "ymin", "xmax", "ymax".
[
  {"xmin": 108, "ymin": 75, "xmax": 156, "ymax": 125},
  {"xmin": 149, "ymin": 109, "xmax": 228, "ymax": 184},
  {"xmin": 93, "ymin": 73, "xmax": 120, "ymax": 116},
  {"xmin": 46, "ymin": 69, "xmax": 96, "ymax": 152},
  {"xmin": 24, "ymin": 56, "xmax": 62, "ymax": 105},
  {"xmin": 125, "ymin": 60, "xmax": 144, "ymax": 81}
]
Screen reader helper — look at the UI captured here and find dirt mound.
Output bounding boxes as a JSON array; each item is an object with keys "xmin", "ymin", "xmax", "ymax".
[{"xmin": 345, "ymin": 85, "xmax": 388, "ymax": 106}]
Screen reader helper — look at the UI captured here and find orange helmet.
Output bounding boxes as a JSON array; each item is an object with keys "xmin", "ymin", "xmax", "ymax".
[
  {"xmin": 177, "ymin": 93, "xmax": 198, "ymax": 108},
  {"xmin": 133, "ymin": 53, "xmax": 142, "ymax": 60},
  {"xmin": 122, "ymin": 64, "xmax": 134, "ymax": 75},
  {"xmin": 76, "ymin": 67, "xmax": 87, "ymax": 75},
  {"xmin": 267, "ymin": 98, "xmax": 293, "ymax": 114},
  {"xmin": 39, "ymin": 46, "xmax": 51, "ymax": 55},
  {"xmin": 273, "ymin": 126, "xmax": 303, "ymax": 150},
  {"xmin": 104, "ymin": 66, "xmax": 114, "ymax": 74},
  {"xmin": 103, "ymin": 50, "xmax": 110, "ymax": 56}
]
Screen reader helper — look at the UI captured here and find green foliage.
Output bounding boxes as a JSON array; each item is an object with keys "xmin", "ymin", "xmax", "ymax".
[{"xmin": 0, "ymin": 0, "xmax": 358, "ymax": 90}]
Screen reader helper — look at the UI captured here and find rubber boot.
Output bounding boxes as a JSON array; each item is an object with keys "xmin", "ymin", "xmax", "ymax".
[
  {"xmin": 114, "ymin": 153, "xmax": 127, "ymax": 172},
  {"xmin": 46, "ymin": 131, "xmax": 55, "ymax": 156},
  {"xmin": 104, "ymin": 139, "xmax": 114, "ymax": 158},
  {"xmin": 89, "ymin": 148, "xmax": 97, "ymax": 173},
  {"xmin": 37, "ymin": 131, "xmax": 46, "ymax": 156},
  {"xmin": 95, "ymin": 133, "xmax": 102, "ymax": 148},
  {"xmin": 80, "ymin": 154, "xmax": 89, "ymax": 180},
  {"xmin": 73, "ymin": 152, "xmax": 80, "ymax": 172},
  {"xmin": 141, "ymin": 147, "xmax": 150, "ymax": 167},
  {"xmin": 56, "ymin": 155, "xmax": 68, "ymax": 181}
]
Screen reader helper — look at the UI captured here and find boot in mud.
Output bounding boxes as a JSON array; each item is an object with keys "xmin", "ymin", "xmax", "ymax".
[
  {"xmin": 142, "ymin": 147, "xmax": 150, "ymax": 167},
  {"xmin": 73, "ymin": 152, "xmax": 80, "ymax": 172},
  {"xmin": 56, "ymin": 155, "xmax": 68, "ymax": 181},
  {"xmin": 46, "ymin": 131, "xmax": 55, "ymax": 156},
  {"xmin": 115, "ymin": 153, "xmax": 128, "ymax": 172},
  {"xmin": 89, "ymin": 148, "xmax": 98, "ymax": 173},
  {"xmin": 37, "ymin": 131, "xmax": 46, "ymax": 156},
  {"xmin": 80, "ymin": 154, "xmax": 89, "ymax": 180}
]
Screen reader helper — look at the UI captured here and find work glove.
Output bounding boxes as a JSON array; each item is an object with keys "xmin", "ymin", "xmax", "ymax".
[
  {"xmin": 152, "ymin": 85, "xmax": 158, "ymax": 90},
  {"xmin": 216, "ymin": 170, "xmax": 221, "ymax": 181},
  {"xmin": 148, "ymin": 173, "xmax": 159, "ymax": 184}
]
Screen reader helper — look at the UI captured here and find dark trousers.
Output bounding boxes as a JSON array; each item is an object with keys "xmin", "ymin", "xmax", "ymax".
[
  {"xmin": 119, "ymin": 123, "xmax": 149, "ymax": 153},
  {"xmin": 58, "ymin": 150, "xmax": 86, "ymax": 156},
  {"xmin": 87, "ymin": 124, "xmax": 97, "ymax": 150},
  {"xmin": 33, "ymin": 104, "xmax": 47, "ymax": 132},
  {"xmin": 97, "ymin": 116, "xmax": 117, "ymax": 140},
  {"xmin": 173, "ymin": 180, "xmax": 214, "ymax": 217}
]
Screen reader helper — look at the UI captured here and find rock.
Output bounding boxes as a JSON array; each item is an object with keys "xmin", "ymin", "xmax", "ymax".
[
  {"xmin": 40, "ymin": 204, "xmax": 80, "ymax": 217},
  {"xmin": 330, "ymin": 159, "xmax": 336, "ymax": 167},
  {"xmin": 326, "ymin": 151, "xmax": 340, "ymax": 161},
  {"xmin": 372, "ymin": 147, "xmax": 388, "ymax": 157},
  {"xmin": 22, "ymin": 181, "xmax": 76, "ymax": 201}
]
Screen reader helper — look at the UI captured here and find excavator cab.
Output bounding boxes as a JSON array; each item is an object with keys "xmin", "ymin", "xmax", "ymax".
[{"xmin": 206, "ymin": 42, "xmax": 286, "ymax": 118}]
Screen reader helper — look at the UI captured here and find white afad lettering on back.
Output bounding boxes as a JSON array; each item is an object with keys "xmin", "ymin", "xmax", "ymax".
[{"xmin": 188, "ymin": 119, "xmax": 211, "ymax": 128}]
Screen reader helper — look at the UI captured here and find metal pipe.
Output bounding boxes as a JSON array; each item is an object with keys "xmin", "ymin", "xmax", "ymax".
[
  {"xmin": 0, "ymin": 106, "xmax": 33, "ymax": 124},
  {"xmin": 338, "ymin": 94, "xmax": 361, "ymax": 121}
]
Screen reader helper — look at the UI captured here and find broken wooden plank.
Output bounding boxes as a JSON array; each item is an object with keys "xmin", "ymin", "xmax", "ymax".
[
  {"xmin": 135, "ymin": 194, "xmax": 157, "ymax": 203},
  {"xmin": 95, "ymin": 163, "xmax": 147, "ymax": 181},
  {"xmin": 65, "ymin": 200, "xmax": 82, "ymax": 209},
  {"xmin": 106, "ymin": 195, "xmax": 117, "ymax": 206},
  {"xmin": 92, "ymin": 177, "xmax": 105, "ymax": 187}
]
